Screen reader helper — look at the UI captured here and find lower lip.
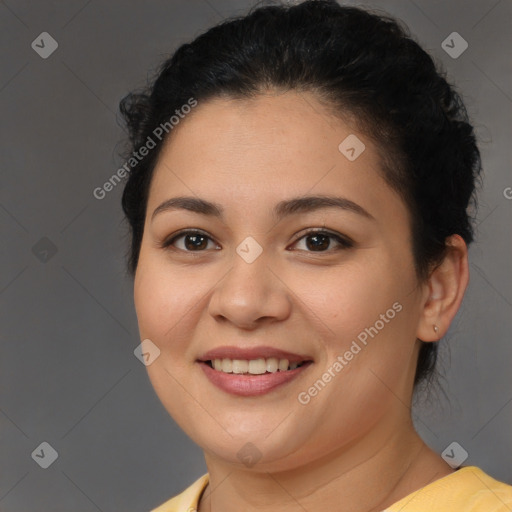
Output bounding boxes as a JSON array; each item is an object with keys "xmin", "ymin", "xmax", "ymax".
[{"xmin": 198, "ymin": 361, "xmax": 312, "ymax": 396}]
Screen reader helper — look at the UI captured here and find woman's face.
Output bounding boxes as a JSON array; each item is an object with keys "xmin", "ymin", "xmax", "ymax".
[{"xmin": 134, "ymin": 91, "xmax": 428, "ymax": 471}]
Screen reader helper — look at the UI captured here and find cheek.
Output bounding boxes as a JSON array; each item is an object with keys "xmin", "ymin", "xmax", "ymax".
[
  {"xmin": 133, "ymin": 259, "xmax": 207, "ymax": 430},
  {"xmin": 134, "ymin": 258, "xmax": 198, "ymax": 354},
  {"xmin": 293, "ymin": 254, "xmax": 418, "ymax": 385},
  {"xmin": 291, "ymin": 256, "xmax": 403, "ymax": 335}
]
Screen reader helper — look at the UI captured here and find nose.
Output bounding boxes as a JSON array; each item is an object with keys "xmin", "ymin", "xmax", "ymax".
[{"xmin": 207, "ymin": 246, "xmax": 292, "ymax": 330}]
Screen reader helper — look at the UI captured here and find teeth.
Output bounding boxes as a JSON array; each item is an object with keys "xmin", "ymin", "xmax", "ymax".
[
  {"xmin": 248, "ymin": 358, "xmax": 267, "ymax": 374},
  {"xmin": 209, "ymin": 357, "xmax": 305, "ymax": 374},
  {"xmin": 266, "ymin": 358, "xmax": 278, "ymax": 373},
  {"xmin": 232, "ymin": 359, "xmax": 248, "ymax": 374},
  {"xmin": 221, "ymin": 358, "xmax": 232, "ymax": 373}
]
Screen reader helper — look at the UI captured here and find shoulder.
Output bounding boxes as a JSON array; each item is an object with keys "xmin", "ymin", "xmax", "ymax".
[
  {"xmin": 150, "ymin": 474, "xmax": 209, "ymax": 512},
  {"xmin": 385, "ymin": 466, "xmax": 512, "ymax": 512}
]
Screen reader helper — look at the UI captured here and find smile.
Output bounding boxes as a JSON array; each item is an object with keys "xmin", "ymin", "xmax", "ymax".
[
  {"xmin": 206, "ymin": 357, "xmax": 308, "ymax": 374},
  {"xmin": 196, "ymin": 345, "xmax": 313, "ymax": 396},
  {"xmin": 198, "ymin": 359, "xmax": 313, "ymax": 396}
]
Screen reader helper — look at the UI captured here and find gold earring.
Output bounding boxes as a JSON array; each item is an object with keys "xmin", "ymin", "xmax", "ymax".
[{"xmin": 433, "ymin": 325, "xmax": 439, "ymax": 334}]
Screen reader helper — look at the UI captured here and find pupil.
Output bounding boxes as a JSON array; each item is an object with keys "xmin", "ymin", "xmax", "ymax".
[
  {"xmin": 183, "ymin": 234, "xmax": 330, "ymax": 251},
  {"xmin": 185, "ymin": 234, "xmax": 207, "ymax": 250},
  {"xmin": 306, "ymin": 234, "xmax": 329, "ymax": 251}
]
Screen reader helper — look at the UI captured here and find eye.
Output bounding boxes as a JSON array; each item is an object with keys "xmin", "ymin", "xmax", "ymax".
[
  {"xmin": 290, "ymin": 229, "xmax": 354, "ymax": 252},
  {"xmin": 161, "ymin": 229, "xmax": 220, "ymax": 252},
  {"xmin": 160, "ymin": 228, "xmax": 354, "ymax": 254}
]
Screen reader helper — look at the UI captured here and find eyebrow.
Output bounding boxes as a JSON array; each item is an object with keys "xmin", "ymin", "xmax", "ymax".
[{"xmin": 151, "ymin": 194, "xmax": 375, "ymax": 222}]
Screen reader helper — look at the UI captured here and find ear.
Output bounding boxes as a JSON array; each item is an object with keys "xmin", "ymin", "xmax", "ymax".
[{"xmin": 416, "ymin": 234, "xmax": 469, "ymax": 342}]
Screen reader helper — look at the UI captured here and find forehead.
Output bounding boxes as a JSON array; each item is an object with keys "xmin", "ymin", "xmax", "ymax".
[
  {"xmin": 159, "ymin": 91, "xmax": 358, "ymax": 166},
  {"xmin": 147, "ymin": 91, "xmax": 407, "ymax": 228}
]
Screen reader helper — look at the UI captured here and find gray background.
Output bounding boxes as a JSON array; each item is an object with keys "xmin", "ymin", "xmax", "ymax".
[{"xmin": 1, "ymin": 0, "xmax": 511, "ymax": 510}]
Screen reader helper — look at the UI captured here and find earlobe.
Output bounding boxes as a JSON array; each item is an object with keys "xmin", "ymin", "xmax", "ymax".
[{"xmin": 416, "ymin": 234, "xmax": 469, "ymax": 342}]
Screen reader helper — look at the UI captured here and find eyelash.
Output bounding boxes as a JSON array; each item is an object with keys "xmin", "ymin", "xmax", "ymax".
[{"xmin": 160, "ymin": 228, "xmax": 354, "ymax": 254}]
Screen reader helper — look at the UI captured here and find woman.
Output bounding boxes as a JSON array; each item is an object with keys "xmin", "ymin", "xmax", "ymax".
[{"xmin": 118, "ymin": 1, "xmax": 512, "ymax": 510}]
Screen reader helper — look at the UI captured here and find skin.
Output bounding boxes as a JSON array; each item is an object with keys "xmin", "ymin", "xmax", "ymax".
[{"xmin": 133, "ymin": 90, "xmax": 469, "ymax": 512}]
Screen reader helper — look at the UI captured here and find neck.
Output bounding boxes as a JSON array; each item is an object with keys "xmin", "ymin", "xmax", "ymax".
[{"xmin": 198, "ymin": 420, "xmax": 453, "ymax": 512}]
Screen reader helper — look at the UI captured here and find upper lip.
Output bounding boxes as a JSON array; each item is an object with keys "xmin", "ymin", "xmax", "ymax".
[{"xmin": 197, "ymin": 345, "xmax": 313, "ymax": 364}]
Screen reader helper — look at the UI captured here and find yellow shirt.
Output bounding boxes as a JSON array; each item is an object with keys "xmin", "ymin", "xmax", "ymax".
[{"xmin": 150, "ymin": 466, "xmax": 512, "ymax": 512}]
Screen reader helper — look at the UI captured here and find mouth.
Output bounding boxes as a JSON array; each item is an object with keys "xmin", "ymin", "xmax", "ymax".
[
  {"xmin": 196, "ymin": 346, "xmax": 313, "ymax": 396},
  {"xmin": 201, "ymin": 357, "xmax": 310, "ymax": 374}
]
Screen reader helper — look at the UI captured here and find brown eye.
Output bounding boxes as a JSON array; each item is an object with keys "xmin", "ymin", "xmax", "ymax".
[
  {"xmin": 305, "ymin": 233, "xmax": 330, "ymax": 251},
  {"xmin": 292, "ymin": 230, "xmax": 353, "ymax": 252},
  {"xmin": 182, "ymin": 233, "xmax": 209, "ymax": 250},
  {"xmin": 162, "ymin": 230, "xmax": 219, "ymax": 252}
]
